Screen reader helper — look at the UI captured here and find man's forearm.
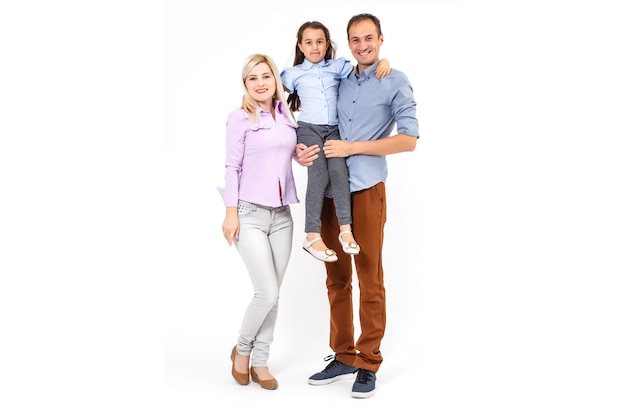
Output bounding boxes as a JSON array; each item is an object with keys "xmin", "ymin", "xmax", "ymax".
[{"xmin": 350, "ymin": 133, "xmax": 418, "ymax": 156}]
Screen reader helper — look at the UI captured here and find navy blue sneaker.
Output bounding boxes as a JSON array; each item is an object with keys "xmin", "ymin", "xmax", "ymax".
[
  {"xmin": 308, "ymin": 354, "xmax": 357, "ymax": 385},
  {"xmin": 351, "ymin": 368, "xmax": 376, "ymax": 398}
]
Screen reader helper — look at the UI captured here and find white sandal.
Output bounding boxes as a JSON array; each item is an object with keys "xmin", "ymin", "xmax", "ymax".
[
  {"xmin": 338, "ymin": 231, "xmax": 360, "ymax": 255},
  {"xmin": 303, "ymin": 237, "xmax": 338, "ymax": 262}
]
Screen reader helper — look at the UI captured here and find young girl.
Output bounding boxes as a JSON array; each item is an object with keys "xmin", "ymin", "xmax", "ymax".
[{"xmin": 245, "ymin": 21, "xmax": 390, "ymax": 262}]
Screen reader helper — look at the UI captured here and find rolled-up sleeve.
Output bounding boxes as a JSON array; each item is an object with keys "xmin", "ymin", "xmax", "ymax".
[{"xmin": 391, "ymin": 73, "xmax": 420, "ymax": 138}]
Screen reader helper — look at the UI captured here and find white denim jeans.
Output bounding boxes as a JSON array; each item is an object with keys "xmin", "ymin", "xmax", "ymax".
[{"xmin": 233, "ymin": 201, "xmax": 293, "ymax": 367}]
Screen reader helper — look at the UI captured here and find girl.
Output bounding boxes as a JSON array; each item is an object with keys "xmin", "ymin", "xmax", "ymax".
[{"xmin": 247, "ymin": 21, "xmax": 390, "ymax": 262}]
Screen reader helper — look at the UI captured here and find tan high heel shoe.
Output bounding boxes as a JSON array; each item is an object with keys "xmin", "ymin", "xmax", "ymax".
[
  {"xmin": 250, "ymin": 367, "xmax": 278, "ymax": 390},
  {"xmin": 230, "ymin": 346, "xmax": 249, "ymax": 385}
]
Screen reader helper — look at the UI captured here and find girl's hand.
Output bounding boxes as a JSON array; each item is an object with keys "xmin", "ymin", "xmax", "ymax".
[
  {"xmin": 241, "ymin": 95, "xmax": 255, "ymax": 113},
  {"xmin": 375, "ymin": 58, "xmax": 391, "ymax": 79}
]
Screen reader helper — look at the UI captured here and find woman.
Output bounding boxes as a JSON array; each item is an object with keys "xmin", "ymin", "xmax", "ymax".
[{"xmin": 218, "ymin": 53, "xmax": 299, "ymax": 390}]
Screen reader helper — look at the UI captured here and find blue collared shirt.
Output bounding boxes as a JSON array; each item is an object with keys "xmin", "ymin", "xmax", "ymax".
[
  {"xmin": 337, "ymin": 61, "xmax": 419, "ymax": 192},
  {"xmin": 281, "ymin": 57, "xmax": 352, "ymax": 125}
]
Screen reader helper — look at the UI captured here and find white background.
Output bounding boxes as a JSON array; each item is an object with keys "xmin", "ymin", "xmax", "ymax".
[{"xmin": 1, "ymin": 0, "xmax": 625, "ymax": 416}]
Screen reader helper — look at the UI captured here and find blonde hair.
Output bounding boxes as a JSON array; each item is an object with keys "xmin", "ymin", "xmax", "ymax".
[{"xmin": 241, "ymin": 53, "xmax": 297, "ymax": 126}]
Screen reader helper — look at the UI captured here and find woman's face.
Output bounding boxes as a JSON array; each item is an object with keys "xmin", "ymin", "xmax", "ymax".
[
  {"xmin": 298, "ymin": 28, "xmax": 328, "ymax": 64},
  {"xmin": 244, "ymin": 62, "xmax": 276, "ymax": 106}
]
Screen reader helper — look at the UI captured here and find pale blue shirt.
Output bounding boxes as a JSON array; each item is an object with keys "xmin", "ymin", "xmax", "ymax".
[
  {"xmin": 337, "ymin": 61, "xmax": 419, "ymax": 193},
  {"xmin": 281, "ymin": 57, "xmax": 352, "ymax": 125},
  {"xmin": 218, "ymin": 100, "xmax": 300, "ymax": 208}
]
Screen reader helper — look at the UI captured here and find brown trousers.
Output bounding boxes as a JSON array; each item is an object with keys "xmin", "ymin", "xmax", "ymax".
[{"xmin": 320, "ymin": 181, "xmax": 387, "ymax": 373}]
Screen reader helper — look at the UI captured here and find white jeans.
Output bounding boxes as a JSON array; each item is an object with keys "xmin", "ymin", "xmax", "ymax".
[{"xmin": 234, "ymin": 201, "xmax": 293, "ymax": 367}]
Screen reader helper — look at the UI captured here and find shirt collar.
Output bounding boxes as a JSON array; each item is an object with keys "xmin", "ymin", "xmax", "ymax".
[
  {"xmin": 302, "ymin": 58, "xmax": 329, "ymax": 70},
  {"xmin": 354, "ymin": 60, "xmax": 381, "ymax": 80},
  {"xmin": 257, "ymin": 99, "xmax": 287, "ymax": 117}
]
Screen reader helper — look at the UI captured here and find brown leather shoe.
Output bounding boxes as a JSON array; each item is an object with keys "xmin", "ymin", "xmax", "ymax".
[
  {"xmin": 250, "ymin": 367, "xmax": 278, "ymax": 390},
  {"xmin": 230, "ymin": 346, "xmax": 249, "ymax": 385}
]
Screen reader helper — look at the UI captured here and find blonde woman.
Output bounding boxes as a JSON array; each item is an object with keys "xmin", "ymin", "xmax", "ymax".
[{"xmin": 218, "ymin": 53, "xmax": 299, "ymax": 390}]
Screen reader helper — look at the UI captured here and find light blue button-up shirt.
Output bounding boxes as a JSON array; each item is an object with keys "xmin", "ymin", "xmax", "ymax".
[
  {"xmin": 337, "ymin": 61, "xmax": 419, "ymax": 192},
  {"xmin": 281, "ymin": 57, "xmax": 352, "ymax": 125},
  {"xmin": 218, "ymin": 100, "xmax": 300, "ymax": 208}
]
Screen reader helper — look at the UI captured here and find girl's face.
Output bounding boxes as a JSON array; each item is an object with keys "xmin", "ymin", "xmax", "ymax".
[
  {"xmin": 298, "ymin": 28, "xmax": 328, "ymax": 64},
  {"xmin": 244, "ymin": 62, "xmax": 276, "ymax": 106}
]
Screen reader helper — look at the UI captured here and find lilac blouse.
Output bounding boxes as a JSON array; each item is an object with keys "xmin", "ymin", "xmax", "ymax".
[{"xmin": 218, "ymin": 100, "xmax": 300, "ymax": 208}]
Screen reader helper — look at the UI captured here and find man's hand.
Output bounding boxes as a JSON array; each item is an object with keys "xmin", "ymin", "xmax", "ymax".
[
  {"xmin": 323, "ymin": 139, "xmax": 352, "ymax": 158},
  {"xmin": 295, "ymin": 143, "xmax": 320, "ymax": 166}
]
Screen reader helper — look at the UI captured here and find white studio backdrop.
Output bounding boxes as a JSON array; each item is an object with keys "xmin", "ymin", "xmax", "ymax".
[
  {"xmin": 163, "ymin": 0, "xmax": 626, "ymax": 415},
  {"xmin": 1, "ymin": 0, "xmax": 625, "ymax": 416}
]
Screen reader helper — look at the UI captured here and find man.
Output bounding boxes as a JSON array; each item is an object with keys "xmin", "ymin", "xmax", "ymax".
[{"xmin": 296, "ymin": 13, "xmax": 419, "ymax": 399}]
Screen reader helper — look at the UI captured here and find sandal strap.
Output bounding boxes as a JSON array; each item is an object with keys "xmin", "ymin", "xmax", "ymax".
[
  {"xmin": 303, "ymin": 237, "xmax": 322, "ymax": 248},
  {"xmin": 339, "ymin": 231, "xmax": 355, "ymax": 242}
]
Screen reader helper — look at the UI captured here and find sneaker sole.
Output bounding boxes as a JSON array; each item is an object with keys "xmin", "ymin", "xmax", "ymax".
[
  {"xmin": 351, "ymin": 388, "xmax": 376, "ymax": 399},
  {"xmin": 308, "ymin": 373, "xmax": 356, "ymax": 386}
]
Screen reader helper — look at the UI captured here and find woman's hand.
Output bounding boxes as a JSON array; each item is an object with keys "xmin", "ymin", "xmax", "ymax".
[{"xmin": 222, "ymin": 207, "xmax": 239, "ymax": 246}]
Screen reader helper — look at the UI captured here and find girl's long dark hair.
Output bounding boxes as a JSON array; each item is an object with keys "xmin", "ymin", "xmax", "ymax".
[{"xmin": 287, "ymin": 21, "xmax": 336, "ymax": 112}]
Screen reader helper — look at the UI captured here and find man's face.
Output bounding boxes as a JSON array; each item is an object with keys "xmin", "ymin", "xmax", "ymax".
[{"xmin": 348, "ymin": 19, "xmax": 383, "ymax": 68}]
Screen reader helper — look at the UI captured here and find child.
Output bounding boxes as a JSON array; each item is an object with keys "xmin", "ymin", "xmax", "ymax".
[{"xmin": 245, "ymin": 21, "xmax": 390, "ymax": 262}]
